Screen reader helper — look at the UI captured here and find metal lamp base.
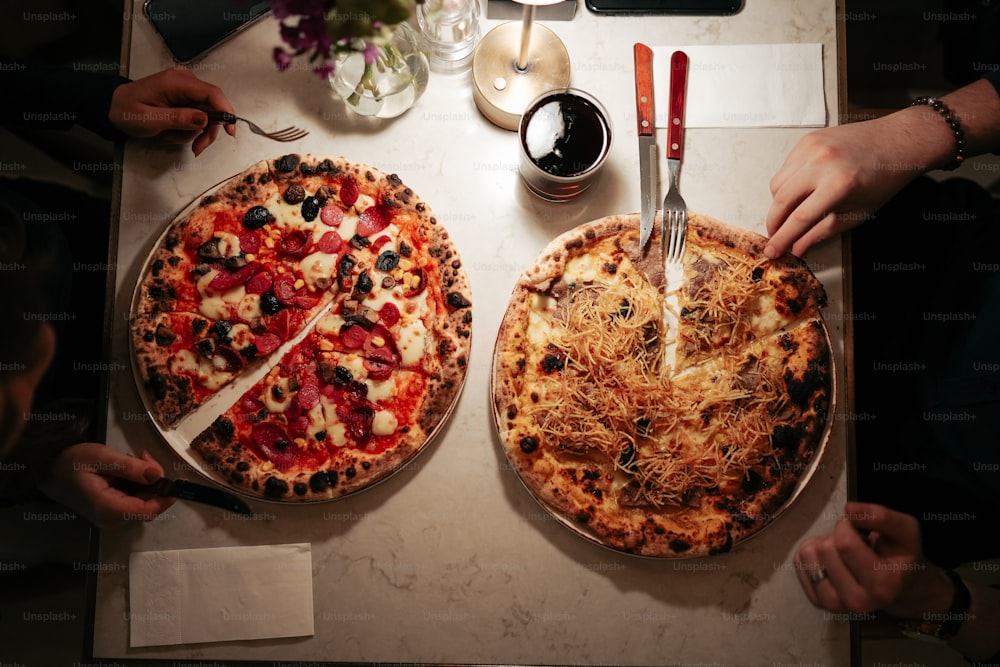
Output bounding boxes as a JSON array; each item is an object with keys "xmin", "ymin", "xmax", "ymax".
[{"xmin": 471, "ymin": 21, "xmax": 571, "ymax": 130}]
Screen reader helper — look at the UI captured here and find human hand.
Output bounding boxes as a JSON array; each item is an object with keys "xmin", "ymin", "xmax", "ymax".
[
  {"xmin": 37, "ymin": 444, "xmax": 175, "ymax": 529},
  {"xmin": 108, "ymin": 66, "xmax": 237, "ymax": 156},
  {"xmin": 793, "ymin": 502, "xmax": 953, "ymax": 619},
  {"xmin": 764, "ymin": 114, "xmax": 934, "ymax": 259}
]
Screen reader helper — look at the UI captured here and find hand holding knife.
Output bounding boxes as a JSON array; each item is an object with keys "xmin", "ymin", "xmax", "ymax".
[
  {"xmin": 113, "ymin": 476, "xmax": 253, "ymax": 516},
  {"xmin": 634, "ymin": 43, "xmax": 657, "ymax": 249}
]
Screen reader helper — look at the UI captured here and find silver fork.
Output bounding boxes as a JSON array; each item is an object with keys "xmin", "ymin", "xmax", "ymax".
[
  {"xmin": 663, "ymin": 51, "xmax": 689, "ymax": 275},
  {"xmin": 206, "ymin": 111, "xmax": 308, "ymax": 142}
]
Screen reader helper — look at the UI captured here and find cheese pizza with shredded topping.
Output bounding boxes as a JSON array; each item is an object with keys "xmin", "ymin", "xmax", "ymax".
[
  {"xmin": 132, "ymin": 155, "xmax": 472, "ymax": 501},
  {"xmin": 492, "ymin": 213, "xmax": 832, "ymax": 557}
]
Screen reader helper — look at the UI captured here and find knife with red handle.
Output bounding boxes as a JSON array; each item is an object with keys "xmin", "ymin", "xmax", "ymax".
[{"xmin": 634, "ymin": 43, "xmax": 657, "ymax": 249}]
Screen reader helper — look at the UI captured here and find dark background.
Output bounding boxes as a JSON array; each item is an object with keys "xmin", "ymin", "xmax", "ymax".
[{"xmin": 0, "ymin": 0, "xmax": 998, "ymax": 665}]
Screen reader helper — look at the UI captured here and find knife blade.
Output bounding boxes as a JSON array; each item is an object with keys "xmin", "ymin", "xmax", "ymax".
[
  {"xmin": 634, "ymin": 43, "xmax": 657, "ymax": 249},
  {"xmin": 113, "ymin": 477, "xmax": 253, "ymax": 516}
]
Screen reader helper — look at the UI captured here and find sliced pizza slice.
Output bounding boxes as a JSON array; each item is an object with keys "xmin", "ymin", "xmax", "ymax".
[
  {"xmin": 136, "ymin": 160, "xmax": 286, "ymax": 316},
  {"xmin": 189, "ymin": 327, "xmax": 433, "ymax": 501},
  {"xmin": 628, "ymin": 317, "xmax": 833, "ymax": 555},
  {"xmin": 132, "ymin": 264, "xmax": 336, "ymax": 429},
  {"xmin": 675, "ymin": 214, "xmax": 827, "ymax": 370}
]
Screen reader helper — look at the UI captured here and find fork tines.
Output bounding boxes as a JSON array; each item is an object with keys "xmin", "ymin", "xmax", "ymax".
[
  {"xmin": 206, "ymin": 111, "xmax": 308, "ymax": 142},
  {"xmin": 665, "ymin": 210, "xmax": 687, "ymax": 264},
  {"xmin": 264, "ymin": 127, "xmax": 309, "ymax": 142}
]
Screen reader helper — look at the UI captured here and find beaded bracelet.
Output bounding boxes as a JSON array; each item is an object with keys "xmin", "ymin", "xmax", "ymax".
[{"xmin": 910, "ymin": 96, "xmax": 967, "ymax": 170}]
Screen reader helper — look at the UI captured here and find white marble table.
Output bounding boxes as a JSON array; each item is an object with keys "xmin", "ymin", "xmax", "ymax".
[{"xmin": 92, "ymin": 1, "xmax": 851, "ymax": 663}]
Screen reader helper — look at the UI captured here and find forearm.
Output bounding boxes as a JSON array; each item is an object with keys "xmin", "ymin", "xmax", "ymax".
[
  {"xmin": 0, "ymin": 64, "xmax": 130, "ymax": 140},
  {"xmin": 925, "ymin": 77, "xmax": 1000, "ymax": 169}
]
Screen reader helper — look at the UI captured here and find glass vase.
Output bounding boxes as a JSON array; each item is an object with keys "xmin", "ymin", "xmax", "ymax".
[{"xmin": 329, "ymin": 22, "xmax": 430, "ymax": 119}]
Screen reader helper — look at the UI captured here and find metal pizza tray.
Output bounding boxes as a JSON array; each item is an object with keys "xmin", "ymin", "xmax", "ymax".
[
  {"xmin": 489, "ymin": 212, "xmax": 837, "ymax": 558},
  {"xmin": 127, "ymin": 162, "xmax": 469, "ymax": 504}
]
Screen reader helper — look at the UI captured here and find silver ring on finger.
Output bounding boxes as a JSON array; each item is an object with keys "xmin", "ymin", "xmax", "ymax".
[{"xmin": 807, "ymin": 565, "xmax": 829, "ymax": 584}]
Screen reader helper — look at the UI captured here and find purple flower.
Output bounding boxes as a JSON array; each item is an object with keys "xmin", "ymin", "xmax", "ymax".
[
  {"xmin": 299, "ymin": 14, "xmax": 329, "ymax": 48},
  {"xmin": 279, "ymin": 21, "xmax": 312, "ymax": 50},
  {"xmin": 273, "ymin": 47, "xmax": 294, "ymax": 71},
  {"xmin": 313, "ymin": 61, "xmax": 336, "ymax": 78},
  {"xmin": 274, "ymin": 0, "xmax": 414, "ymax": 77}
]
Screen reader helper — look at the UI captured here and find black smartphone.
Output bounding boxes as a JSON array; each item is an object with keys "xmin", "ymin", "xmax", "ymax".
[
  {"xmin": 144, "ymin": 0, "xmax": 272, "ymax": 64},
  {"xmin": 584, "ymin": 0, "xmax": 743, "ymax": 15}
]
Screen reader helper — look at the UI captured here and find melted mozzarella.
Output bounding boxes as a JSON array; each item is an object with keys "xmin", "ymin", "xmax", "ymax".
[
  {"xmin": 197, "ymin": 269, "xmax": 246, "ymax": 320},
  {"xmin": 366, "ymin": 377, "xmax": 397, "ymax": 402},
  {"xmin": 338, "ymin": 215, "xmax": 359, "ymax": 240},
  {"xmin": 170, "ymin": 349, "xmax": 199, "ymax": 375},
  {"xmin": 354, "ymin": 194, "xmax": 376, "ymax": 211},
  {"xmin": 215, "ymin": 232, "xmax": 242, "ymax": 258},
  {"xmin": 563, "ymin": 253, "xmax": 603, "ymax": 284},
  {"xmin": 261, "ymin": 376, "xmax": 292, "ymax": 413},
  {"xmin": 300, "ymin": 251, "xmax": 338, "ymax": 289},
  {"xmin": 527, "ymin": 309, "xmax": 554, "ymax": 347},
  {"xmin": 327, "ymin": 422, "xmax": 348, "ymax": 447},
  {"xmin": 170, "ymin": 349, "xmax": 232, "ymax": 391},
  {"xmin": 751, "ymin": 293, "xmax": 785, "ymax": 332},
  {"xmin": 340, "ymin": 354, "xmax": 367, "ymax": 380},
  {"xmin": 306, "ymin": 402, "xmax": 326, "ymax": 432},
  {"xmin": 397, "ymin": 319, "xmax": 427, "ymax": 366},
  {"xmin": 372, "ymin": 410, "xmax": 398, "ymax": 436},
  {"xmin": 237, "ymin": 293, "xmax": 262, "ymax": 321},
  {"xmin": 316, "ymin": 312, "xmax": 345, "ymax": 336}
]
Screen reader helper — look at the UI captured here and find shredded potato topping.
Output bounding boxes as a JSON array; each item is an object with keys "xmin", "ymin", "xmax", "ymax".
[
  {"xmin": 522, "ymin": 260, "xmax": 784, "ymax": 507},
  {"xmin": 682, "ymin": 254, "xmax": 771, "ymax": 365}
]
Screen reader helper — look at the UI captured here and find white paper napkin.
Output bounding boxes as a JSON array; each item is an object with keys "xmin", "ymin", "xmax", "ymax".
[
  {"xmin": 129, "ymin": 543, "xmax": 314, "ymax": 647},
  {"xmin": 652, "ymin": 44, "xmax": 826, "ymax": 128}
]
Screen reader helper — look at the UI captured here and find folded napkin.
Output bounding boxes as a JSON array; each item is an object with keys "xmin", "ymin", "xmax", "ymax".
[
  {"xmin": 129, "ymin": 543, "xmax": 314, "ymax": 647},
  {"xmin": 652, "ymin": 44, "xmax": 826, "ymax": 128}
]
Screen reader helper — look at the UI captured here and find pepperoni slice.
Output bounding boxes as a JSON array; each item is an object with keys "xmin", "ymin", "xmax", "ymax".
[
  {"xmin": 370, "ymin": 234, "xmax": 392, "ymax": 252},
  {"xmin": 238, "ymin": 230, "xmax": 261, "ymax": 255},
  {"xmin": 320, "ymin": 204, "xmax": 344, "ymax": 227},
  {"xmin": 273, "ymin": 273, "xmax": 298, "ymax": 304},
  {"xmin": 267, "ymin": 309, "xmax": 295, "ymax": 340},
  {"xmin": 253, "ymin": 332, "xmax": 281, "ymax": 355},
  {"xmin": 339, "ymin": 179, "xmax": 359, "ymax": 207},
  {"xmin": 292, "ymin": 293, "xmax": 321, "ymax": 310},
  {"xmin": 339, "ymin": 380, "xmax": 368, "ymax": 407},
  {"xmin": 208, "ymin": 262, "xmax": 259, "ymax": 291},
  {"xmin": 364, "ymin": 324, "xmax": 398, "ymax": 355},
  {"xmin": 278, "ymin": 230, "xmax": 310, "ymax": 258},
  {"xmin": 344, "ymin": 405, "xmax": 375, "ymax": 444},
  {"xmin": 246, "ymin": 271, "xmax": 272, "ymax": 295},
  {"xmin": 288, "ymin": 415, "xmax": 311, "ymax": 438},
  {"xmin": 284, "ymin": 398, "xmax": 302, "ymax": 422},
  {"xmin": 297, "ymin": 382, "xmax": 320, "ymax": 411},
  {"xmin": 364, "ymin": 346, "xmax": 397, "ymax": 381},
  {"xmin": 379, "ymin": 302, "xmax": 401, "ymax": 327},
  {"xmin": 318, "ymin": 231, "xmax": 342, "ymax": 254},
  {"xmin": 341, "ymin": 324, "xmax": 368, "ymax": 349},
  {"xmin": 357, "ymin": 205, "xmax": 391, "ymax": 237},
  {"xmin": 251, "ymin": 423, "xmax": 297, "ymax": 466},
  {"xmin": 240, "ymin": 394, "xmax": 264, "ymax": 414}
]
